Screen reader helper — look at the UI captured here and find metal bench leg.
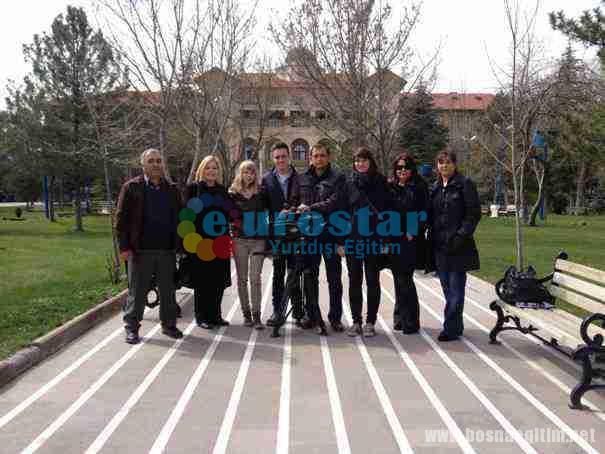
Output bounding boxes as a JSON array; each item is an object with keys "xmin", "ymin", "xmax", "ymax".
[
  {"xmin": 570, "ymin": 347, "xmax": 605, "ymax": 409},
  {"xmin": 489, "ymin": 301, "xmax": 505, "ymax": 344}
]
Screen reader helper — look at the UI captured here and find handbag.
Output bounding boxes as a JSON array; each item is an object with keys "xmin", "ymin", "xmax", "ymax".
[
  {"xmin": 175, "ymin": 254, "xmax": 195, "ymax": 289},
  {"xmin": 495, "ymin": 265, "xmax": 555, "ymax": 308}
]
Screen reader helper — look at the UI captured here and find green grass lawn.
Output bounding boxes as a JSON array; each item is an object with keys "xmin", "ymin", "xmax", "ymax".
[
  {"xmin": 473, "ymin": 214, "xmax": 605, "ymax": 318},
  {"xmin": 0, "ymin": 207, "xmax": 125, "ymax": 360}
]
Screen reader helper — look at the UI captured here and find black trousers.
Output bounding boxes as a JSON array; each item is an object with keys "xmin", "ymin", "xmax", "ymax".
[
  {"xmin": 272, "ymin": 253, "xmax": 303, "ymax": 319},
  {"xmin": 346, "ymin": 255, "xmax": 381, "ymax": 324},
  {"xmin": 124, "ymin": 250, "xmax": 177, "ymax": 330},
  {"xmin": 194, "ymin": 284, "xmax": 225, "ymax": 324},
  {"xmin": 393, "ymin": 270, "xmax": 420, "ymax": 332}
]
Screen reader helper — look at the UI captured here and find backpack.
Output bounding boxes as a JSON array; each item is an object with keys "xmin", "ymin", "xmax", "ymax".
[{"xmin": 495, "ymin": 265, "xmax": 555, "ymax": 308}]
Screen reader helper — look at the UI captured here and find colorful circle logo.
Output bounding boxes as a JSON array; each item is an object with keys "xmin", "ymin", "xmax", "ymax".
[{"xmin": 178, "ymin": 194, "xmax": 239, "ymax": 261}]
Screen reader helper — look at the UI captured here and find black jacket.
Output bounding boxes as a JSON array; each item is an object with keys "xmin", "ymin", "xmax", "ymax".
[
  {"xmin": 428, "ymin": 172, "xmax": 481, "ymax": 272},
  {"xmin": 346, "ymin": 171, "xmax": 391, "ymax": 245},
  {"xmin": 299, "ymin": 164, "xmax": 347, "ymax": 243},
  {"xmin": 299, "ymin": 164, "xmax": 346, "ymax": 215},
  {"xmin": 389, "ymin": 176, "xmax": 429, "ymax": 271},
  {"xmin": 260, "ymin": 166, "xmax": 301, "ymax": 215},
  {"xmin": 185, "ymin": 181, "xmax": 231, "ymax": 289}
]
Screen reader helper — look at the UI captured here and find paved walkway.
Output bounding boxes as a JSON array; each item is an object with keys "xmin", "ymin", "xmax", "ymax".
[{"xmin": 1, "ymin": 262, "xmax": 604, "ymax": 453}]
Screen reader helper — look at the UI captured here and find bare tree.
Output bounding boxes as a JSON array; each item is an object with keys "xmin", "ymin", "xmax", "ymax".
[
  {"xmin": 94, "ymin": 0, "xmax": 202, "ymax": 169},
  {"xmin": 479, "ymin": 0, "xmax": 558, "ymax": 269},
  {"xmin": 271, "ymin": 0, "xmax": 438, "ymax": 171},
  {"xmin": 175, "ymin": 0, "xmax": 258, "ymax": 184}
]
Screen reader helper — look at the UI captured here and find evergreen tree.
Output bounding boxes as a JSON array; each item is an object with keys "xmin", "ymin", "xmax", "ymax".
[
  {"xmin": 22, "ymin": 6, "xmax": 122, "ymax": 231},
  {"xmin": 550, "ymin": 2, "xmax": 605, "ymax": 70},
  {"xmin": 399, "ymin": 84, "xmax": 448, "ymax": 165}
]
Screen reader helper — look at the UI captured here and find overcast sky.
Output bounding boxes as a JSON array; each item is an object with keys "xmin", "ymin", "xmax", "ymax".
[{"xmin": 0, "ymin": 0, "xmax": 601, "ymax": 106}]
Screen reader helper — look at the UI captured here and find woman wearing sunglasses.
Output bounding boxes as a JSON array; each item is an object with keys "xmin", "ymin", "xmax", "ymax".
[{"xmin": 388, "ymin": 152, "xmax": 429, "ymax": 334}]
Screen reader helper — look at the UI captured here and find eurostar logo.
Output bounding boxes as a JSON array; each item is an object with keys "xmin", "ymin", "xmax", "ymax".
[{"xmin": 177, "ymin": 194, "xmax": 236, "ymax": 261}]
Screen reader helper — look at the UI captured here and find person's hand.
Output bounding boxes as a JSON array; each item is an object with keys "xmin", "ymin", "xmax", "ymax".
[
  {"xmin": 297, "ymin": 203, "xmax": 310, "ymax": 213},
  {"xmin": 337, "ymin": 245, "xmax": 345, "ymax": 257},
  {"xmin": 406, "ymin": 234, "xmax": 414, "ymax": 241},
  {"xmin": 120, "ymin": 250, "xmax": 132, "ymax": 262}
]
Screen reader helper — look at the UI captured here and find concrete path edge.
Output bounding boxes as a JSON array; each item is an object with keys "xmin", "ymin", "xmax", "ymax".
[{"xmin": 0, "ymin": 289, "xmax": 128, "ymax": 390}]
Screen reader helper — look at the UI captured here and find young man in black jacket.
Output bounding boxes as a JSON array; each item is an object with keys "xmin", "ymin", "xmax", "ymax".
[
  {"xmin": 260, "ymin": 142, "xmax": 303, "ymax": 326},
  {"xmin": 298, "ymin": 143, "xmax": 347, "ymax": 332}
]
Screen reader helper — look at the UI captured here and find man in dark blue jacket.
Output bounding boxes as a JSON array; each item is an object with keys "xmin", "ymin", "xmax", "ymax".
[
  {"xmin": 260, "ymin": 142, "xmax": 303, "ymax": 325},
  {"xmin": 298, "ymin": 143, "xmax": 347, "ymax": 332}
]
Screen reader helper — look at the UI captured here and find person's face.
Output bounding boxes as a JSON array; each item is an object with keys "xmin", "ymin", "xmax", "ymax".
[
  {"xmin": 311, "ymin": 148, "xmax": 330, "ymax": 170},
  {"xmin": 204, "ymin": 160, "xmax": 219, "ymax": 183},
  {"xmin": 242, "ymin": 167, "xmax": 256, "ymax": 186},
  {"xmin": 395, "ymin": 160, "xmax": 412, "ymax": 184},
  {"xmin": 272, "ymin": 148, "xmax": 290, "ymax": 172},
  {"xmin": 437, "ymin": 158, "xmax": 456, "ymax": 179},
  {"xmin": 143, "ymin": 151, "xmax": 164, "ymax": 180},
  {"xmin": 354, "ymin": 157, "xmax": 370, "ymax": 173}
]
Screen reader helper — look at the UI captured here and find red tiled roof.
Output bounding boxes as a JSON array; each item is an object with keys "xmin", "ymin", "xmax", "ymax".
[{"xmin": 430, "ymin": 93, "xmax": 495, "ymax": 111}]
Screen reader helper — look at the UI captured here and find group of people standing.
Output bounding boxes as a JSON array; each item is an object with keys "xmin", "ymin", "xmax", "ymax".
[{"xmin": 115, "ymin": 142, "xmax": 481, "ymax": 345}]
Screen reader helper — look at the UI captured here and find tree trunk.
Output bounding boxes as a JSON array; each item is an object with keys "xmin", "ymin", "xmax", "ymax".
[
  {"xmin": 529, "ymin": 162, "xmax": 545, "ymax": 226},
  {"xmin": 187, "ymin": 126, "xmax": 202, "ymax": 184},
  {"xmin": 575, "ymin": 160, "xmax": 587, "ymax": 214},
  {"xmin": 74, "ymin": 188, "xmax": 83, "ymax": 232},
  {"xmin": 48, "ymin": 176, "xmax": 56, "ymax": 222}
]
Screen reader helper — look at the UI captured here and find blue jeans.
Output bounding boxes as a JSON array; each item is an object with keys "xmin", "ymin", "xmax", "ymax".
[{"xmin": 437, "ymin": 271, "xmax": 466, "ymax": 337}]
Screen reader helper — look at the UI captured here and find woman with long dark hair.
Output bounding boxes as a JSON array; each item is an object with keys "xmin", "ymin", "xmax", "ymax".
[
  {"xmin": 389, "ymin": 152, "xmax": 429, "ymax": 334},
  {"xmin": 428, "ymin": 149, "xmax": 481, "ymax": 341},
  {"xmin": 345, "ymin": 147, "xmax": 391, "ymax": 337}
]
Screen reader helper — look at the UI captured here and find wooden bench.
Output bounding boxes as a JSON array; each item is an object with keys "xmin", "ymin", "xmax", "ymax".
[{"xmin": 489, "ymin": 252, "xmax": 605, "ymax": 409}]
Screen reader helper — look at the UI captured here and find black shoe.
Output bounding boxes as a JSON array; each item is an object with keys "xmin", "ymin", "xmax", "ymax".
[
  {"xmin": 330, "ymin": 321, "xmax": 344, "ymax": 332},
  {"xmin": 393, "ymin": 321, "xmax": 403, "ymax": 331},
  {"xmin": 300, "ymin": 317, "xmax": 316, "ymax": 330},
  {"xmin": 198, "ymin": 321, "xmax": 214, "ymax": 329},
  {"xmin": 215, "ymin": 318, "xmax": 230, "ymax": 326},
  {"xmin": 266, "ymin": 315, "xmax": 279, "ymax": 327},
  {"xmin": 294, "ymin": 318, "xmax": 303, "ymax": 328},
  {"xmin": 316, "ymin": 324, "xmax": 328, "ymax": 336},
  {"xmin": 402, "ymin": 327, "xmax": 419, "ymax": 335},
  {"xmin": 125, "ymin": 330, "xmax": 140, "ymax": 344},
  {"xmin": 438, "ymin": 332, "xmax": 460, "ymax": 342},
  {"xmin": 162, "ymin": 326, "xmax": 184, "ymax": 339}
]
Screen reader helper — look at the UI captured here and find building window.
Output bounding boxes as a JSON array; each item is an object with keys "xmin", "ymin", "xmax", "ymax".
[{"xmin": 292, "ymin": 139, "xmax": 309, "ymax": 161}]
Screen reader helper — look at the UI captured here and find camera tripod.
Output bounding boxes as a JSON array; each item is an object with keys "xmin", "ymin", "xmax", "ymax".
[{"xmin": 259, "ymin": 239, "xmax": 328, "ymax": 338}]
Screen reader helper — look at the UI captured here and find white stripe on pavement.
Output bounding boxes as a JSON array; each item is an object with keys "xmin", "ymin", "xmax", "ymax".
[
  {"xmin": 0, "ymin": 298, "xmax": 170, "ymax": 431},
  {"xmin": 212, "ymin": 272, "xmax": 273, "ymax": 454},
  {"xmin": 19, "ymin": 323, "xmax": 164, "ymax": 454},
  {"xmin": 377, "ymin": 282, "xmax": 537, "ymax": 453},
  {"xmin": 342, "ymin": 289, "xmax": 413, "ymax": 454},
  {"xmin": 390, "ymin": 273, "xmax": 605, "ymax": 422},
  {"xmin": 320, "ymin": 333, "xmax": 352, "ymax": 454},
  {"xmin": 84, "ymin": 319, "xmax": 198, "ymax": 454},
  {"xmin": 379, "ymin": 287, "xmax": 477, "ymax": 454},
  {"xmin": 84, "ymin": 276, "xmax": 236, "ymax": 454},
  {"xmin": 148, "ymin": 291, "xmax": 241, "ymax": 454},
  {"xmin": 414, "ymin": 281, "xmax": 600, "ymax": 454},
  {"xmin": 276, "ymin": 322, "xmax": 292, "ymax": 454}
]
